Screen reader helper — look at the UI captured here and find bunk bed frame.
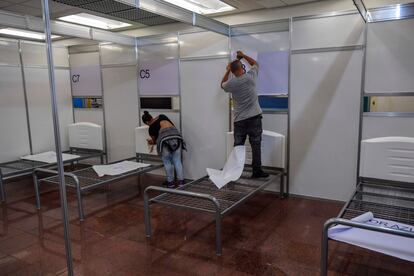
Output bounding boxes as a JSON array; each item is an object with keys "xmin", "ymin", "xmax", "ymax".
[
  {"xmin": 34, "ymin": 153, "xmax": 163, "ymax": 221},
  {"xmin": 144, "ymin": 166, "xmax": 285, "ymax": 256},
  {"xmin": 0, "ymin": 148, "xmax": 104, "ymax": 203}
]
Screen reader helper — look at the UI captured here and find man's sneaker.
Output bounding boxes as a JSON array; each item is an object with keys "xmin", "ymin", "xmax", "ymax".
[
  {"xmin": 177, "ymin": 180, "xmax": 185, "ymax": 188},
  {"xmin": 251, "ymin": 170, "xmax": 269, "ymax": 179},
  {"xmin": 167, "ymin": 181, "xmax": 175, "ymax": 188}
]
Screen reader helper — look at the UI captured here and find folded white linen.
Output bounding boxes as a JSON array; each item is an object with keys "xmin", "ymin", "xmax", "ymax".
[
  {"xmin": 21, "ymin": 151, "xmax": 80, "ymax": 164},
  {"xmin": 329, "ymin": 212, "xmax": 414, "ymax": 262},
  {"xmin": 206, "ymin": 146, "xmax": 246, "ymax": 189},
  {"xmin": 92, "ymin": 161, "xmax": 150, "ymax": 177}
]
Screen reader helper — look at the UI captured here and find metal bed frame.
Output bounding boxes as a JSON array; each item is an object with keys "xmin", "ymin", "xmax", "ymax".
[
  {"xmin": 34, "ymin": 153, "xmax": 163, "ymax": 221},
  {"xmin": 0, "ymin": 147, "xmax": 105, "ymax": 203},
  {"xmin": 321, "ymin": 177, "xmax": 414, "ymax": 275},
  {"xmin": 144, "ymin": 166, "xmax": 285, "ymax": 256}
]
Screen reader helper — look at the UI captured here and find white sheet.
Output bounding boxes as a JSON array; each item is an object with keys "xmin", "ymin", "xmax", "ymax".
[
  {"xmin": 21, "ymin": 151, "xmax": 80, "ymax": 164},
  {"xmin": 92, "ymin": 161, "xmax": 151, "ymax": 177},
  {"xmin": 329, "ymin": 212, "xmax": 414, "ymax": 262},
  {"xmin": 206, "ymin": 146, "xmax": 246, "ymax": 189}
]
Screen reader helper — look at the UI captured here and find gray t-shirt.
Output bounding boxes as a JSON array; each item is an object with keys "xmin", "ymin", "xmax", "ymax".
[{"xmin": 222, "ymin": 65, "xmax": 262, "ymax": 122}]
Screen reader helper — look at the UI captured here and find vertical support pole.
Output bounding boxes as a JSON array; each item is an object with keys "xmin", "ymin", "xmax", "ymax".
[
  {"xmin": 227, "ymin": 28, "xmax": 233, "ymax": 132},
  {"xmin": 355, "ymin": 22, "xmax": 369, "ymax": 185},
  {"xmin": 320, "ymin": 223, "xmax": 330, "ymax": 276},
  {"xmin": 98, "ymin": 44, "xmax": 109, "ymax": 164},
  {"xmin": 135, "ymin": 37, "xmax": 142, "ymax": 127},
  {"xmin": 144, "ymin": 190, "xmax": 151, "ymax": 237},
  {"xmin": 33, "ymin": 171, "xmax": 41, "ymax": 209},
  {"xmin": 18, "ymin": 40, "xmax": 33, "ymax": 155},
  {"xmin": 41, "ymin": 1, "xmax": 73, "ymax": 275},
  {"xmin": 0, "ymin": 173, "xmax": 5, "ymax": 203},
  {"xmin": 177, "ymin": 33, "xmax": 183, "ymax": 133},
  {"xmin": 215, "ymin": 211, "xmax": 222, "ymax": 256},
  {"xmin": 286, "ymin": 17, "xmax": 293, "ymax": 197}
]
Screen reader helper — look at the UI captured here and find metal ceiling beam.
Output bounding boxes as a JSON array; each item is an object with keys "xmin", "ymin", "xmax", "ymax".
[
  {"xmin": 118, "ymin": 0, "xmax": 230, "ymax": 36},
  {"xmin": 368, "ymin": 3, "xmax": 414, "ymax": 22},
  {"xmin": 0, "ymin": 9, "xmax": 136, "ymax": 45},
  {"xmin": 353, "ymin": 0, "xmax": 368, "ymax": 22}
]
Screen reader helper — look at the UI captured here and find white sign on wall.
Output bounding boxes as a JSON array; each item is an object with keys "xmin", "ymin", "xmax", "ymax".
[
  {"xmin": 231, "ymin": 51, "xmax": 289, "ymax": 95},
  {"xmin": 138, "ymin": 59, "xmax": 179, "ymax": 96},
  {"xmin": 69, "ymin": 52, "xmax": 102, "ymax": 97}
]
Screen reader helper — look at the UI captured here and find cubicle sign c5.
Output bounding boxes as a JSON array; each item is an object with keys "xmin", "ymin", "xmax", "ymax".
[{"xmin": 138, "ymin": 59, "xmax": 179, "ymax": 96}]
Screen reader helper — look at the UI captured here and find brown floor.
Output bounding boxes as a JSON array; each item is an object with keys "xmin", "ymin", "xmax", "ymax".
[{"xmin": 0, "ymin": 173, "xmax": 413, "ymax": 276}]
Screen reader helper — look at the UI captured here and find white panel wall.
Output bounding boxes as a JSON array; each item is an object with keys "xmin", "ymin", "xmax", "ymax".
[
  {"xmin": 24, "ymin": 68, "xmax": 73, "ymax": 152},
  {"xmin": 69, "ymin": 52, "xmax": 102, "ymax": 96},
  {"xmin": 290, "ymin": 50, "xmax": 362, "ymax": 201},
  {"xmin": 100, "ymin": 44, "xmax": 136, "ymax": 65},
  {"xmin": 231, "ymin": 31, "xmax": 290, "ymax": 52},
  {"xmin": 262, "ymin": 113, "xmax": 288, "ymax": 137},
  {"xmin": 362, "ymin": 116, "xmax": 414, "ymax": 139},
  {"xmin": 181, "ymin": 58, "xmax": 229, "ymax": 179},
  {"xmin": 74, "ymin": 109, "xmax": 104, "ymax": 126},
  {"xmin": 0, "ymin": 66, "xmax": 31, "ymax": 162},
  {"xmin": 102, "ymin": 66, "xmax": 139, "ymax": 162},
  {"xmin": 365, "ymin": 18, "xmax": 414, "ymax": 93},
  {"xmin": 292, "ymin": 14, "xmax": 364, "ymax": 50},
  {"xmin": 0, "ymin": 39, "xmax": 31, "ymax": 163},
  {"xmin": 180, "ymin": 32, "xmax": 229, "ymax": 58},
  {"xmin": 21, "ymin": 42, "xmax": 69, "ymax": 67}
]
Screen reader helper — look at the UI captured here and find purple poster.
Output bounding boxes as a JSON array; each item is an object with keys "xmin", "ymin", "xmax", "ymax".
[
  {"xmin": 231, "ymin": 51, "xmax": 289, "ymax": 95},
  {"xmin": 138, "ymin": 59, "xmax": 179, "ymax": 96}
]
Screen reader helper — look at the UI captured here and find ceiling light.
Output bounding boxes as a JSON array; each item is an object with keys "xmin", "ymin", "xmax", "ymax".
[
  {"xmin": 0, "ymin": 28, "xmax": 60, "ymax": 40},
  {"xmin": 58, "ymin": 13, "xmax": 132, "ymax": 30},
  {"xmin": 162, "ymin": 0, "xmax": 235, "ymax": 15}
]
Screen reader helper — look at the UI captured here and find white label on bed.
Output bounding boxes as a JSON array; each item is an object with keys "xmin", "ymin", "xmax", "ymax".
[{"xmin": 329, "ymin": 212, "xmax": 414, "ymax": 262}]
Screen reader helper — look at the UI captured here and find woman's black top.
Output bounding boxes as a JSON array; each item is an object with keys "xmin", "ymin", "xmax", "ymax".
[{"xmin": 148, "ymin": 114, "xmax": 174, "ymax": 140}]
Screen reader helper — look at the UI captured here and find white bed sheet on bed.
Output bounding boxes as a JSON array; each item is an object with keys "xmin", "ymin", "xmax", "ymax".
[
  {"xmin": 329, "ymin": 212, "xmax": 414, "ymax": 262},
  {"xmin": 92, "ymin": 161, "xmax": 150, "ymax": 177},
  {"xmin": 207, "ymin": 146, "xmax": 246, "ymax": 189},
  {"xmin": 21, "ymin": 151, "xmax": 80, "ymax": 164}
]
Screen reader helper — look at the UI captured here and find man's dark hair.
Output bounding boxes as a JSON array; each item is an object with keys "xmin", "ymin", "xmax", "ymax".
[
  {"xmin": 141, "ymin": 111, "xmax": 153, "ymax": 124},
  {"xmin": 230, "ymin": 60, "xmax": 242, "ymax": 74}
]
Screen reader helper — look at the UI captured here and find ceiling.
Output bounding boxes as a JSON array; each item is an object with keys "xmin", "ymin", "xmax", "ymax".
[{"xmin": 0, "ymin": 0, "xmax": 325, "ymax": 20}]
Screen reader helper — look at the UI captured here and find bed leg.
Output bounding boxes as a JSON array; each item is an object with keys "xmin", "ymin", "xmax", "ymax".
[
  {"xmin": 0, "ymin": 174, "xmax": 5, "ymax": 203},
  {"xmin": 321, "ymin": 222, "xmax": 330, "ymax": 276},
  {"xmin": 215, "ymin": 212, "xmax": 222, "ymax": 256},
  {"xmin": 280, "ymin": 173, "xmax": 284, "ymax": 198},
  {"xmin": 33, "ymin": 172, "xmax": 41, "ymax": 209},
  {"xmin": 144, "ymin": 191, "xmax": 151, "ymax": 238},
  {"xmin": 100, "ymin": 154, "xmax": 104, "ymax": 165},
  {"xmin": 74, "ymin": 179, "xmax": 84, "ymax": 221}
]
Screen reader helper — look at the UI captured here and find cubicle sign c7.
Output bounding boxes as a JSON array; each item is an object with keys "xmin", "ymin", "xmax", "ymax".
[
  {"xmin": 231, "ymin": 51, "xmax": 289, "ymax": 95},
  {"xmin": 70, "ymin": 65, "xmax": 102, "ymax": 96},
  {"xmin": 138, "ymin": 59, "xmax": 179, "ymax": 96}
]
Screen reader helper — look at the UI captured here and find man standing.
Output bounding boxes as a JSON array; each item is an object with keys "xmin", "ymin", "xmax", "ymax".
[{"xmin": 221, "ymin": 51, "xmax": 269, "ymax": 178}]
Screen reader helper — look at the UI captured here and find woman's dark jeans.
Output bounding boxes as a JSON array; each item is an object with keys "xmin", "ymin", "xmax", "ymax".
[{"xmin": 233, "ymin": 115, "xmax": 263, "ymax": 172}]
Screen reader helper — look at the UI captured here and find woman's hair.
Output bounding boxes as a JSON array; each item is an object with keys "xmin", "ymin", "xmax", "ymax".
[{"xmin": 142, "ymin": 111, "xmax": 153, "ymax": 125}]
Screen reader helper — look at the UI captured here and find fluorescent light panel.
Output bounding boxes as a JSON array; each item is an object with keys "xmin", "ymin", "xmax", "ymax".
[
  {"xmin": 162, "ymin": 0, "xmax": 235, "ymax": 14},
  {"xmin": 58, "ymin": 13, "xmax": 132, "ymax": 30},
  {"xmin": 0, "ymin": 28, "xmax": 60, "ymax": 40}
]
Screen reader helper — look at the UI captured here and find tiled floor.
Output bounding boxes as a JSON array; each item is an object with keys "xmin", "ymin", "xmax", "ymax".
[{"xmin": 0, "ymin": 173, "xmax": 413, "ymax": 275}]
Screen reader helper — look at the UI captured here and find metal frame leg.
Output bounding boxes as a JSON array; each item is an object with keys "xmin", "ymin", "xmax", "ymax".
[
  {"xmin": 0, "ymin": 174, "xmax": 5, "ymax": 203},
  {"xmin": 75, "ymin": 181, "xmax": 84, "ymax": 221},
  {"xmin": 144, "ymin": 191, "xmax": 151, "ymax": 237},
  {"xmin": 33, "ymin": 172, "xmax": 41, "ymax": 209},
  {"xmin": 321, "ymin": 222, "xmax": 330, "ymax": 276},
  {"xmin": 215, "ymin": 211, "xmax": 222, "ymax": 256}
]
